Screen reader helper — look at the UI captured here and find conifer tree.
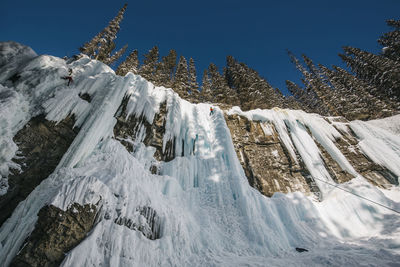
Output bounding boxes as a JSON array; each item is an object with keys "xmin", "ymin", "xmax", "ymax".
[
  {"xmin": 286, "ymin": 80, "xmax": 317, "ymax": 112},
  {"xmin": 104, "ymin": 44, "xmax": 128, "ymax": 65},
  {"xmin": 155, "ymin": 49, "xmax": 177, "ymax": 87},
  {"xmin": 280, "ymin": 90, "xmax": 304, "ymax": 110},
  {"xmin": 79, "ymin": 4, "xmax": 128, "ymax": 65},
  {"xmin": 139, "ymin": 46, "xmax": 159, "ymax": 82},
  {"xmin": 188, "ymin": 58, "xmax": 200, "ymax": 102},
  {"xmin": 116, "ymin": 49, "xmax": 139, "ymax": 76},
  {"xmin": 378, "ymin": 19, "xmax": 400, "ymax": 61},
  {"xmin": 200, "ymin": 69, "xmax": 212, "ymax": 102},
  {"xmin": 225, "ymin": 55, "xmax": 280, "ymax": 109},
  {"xmin": 287, "ymin": 51, "xmax": 336, "ymax": 116},
  {"xmin": 340, "ymin": 46, "xmax": 400, "ymax": 101},
  {"xmin": 173, "ymin": 56, "xmax": 189, "ymax": 97},
  {"xmin": 321, "ymin": 65, "xmax": 397, "ymax": 119},
  {"xmin": 188, "ymin": 58, "xmax": 199, "ymax": 92},
  {"xmin": 207, "ymin": 63, "xmax": 226, "ymax": 102}
]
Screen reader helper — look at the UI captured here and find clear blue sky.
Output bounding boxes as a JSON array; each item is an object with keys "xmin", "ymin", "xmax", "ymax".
[{"xmin": 2, "ymin": 0, "xmax": 399, "ymax": 94}]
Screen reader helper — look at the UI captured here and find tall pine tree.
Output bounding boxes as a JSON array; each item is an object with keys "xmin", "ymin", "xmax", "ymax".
[
  {"xmin": 173, "ymin": 56, "xmax": 189, "ymax": 97},
  {"xmin": 155, "ymin": 49, "xmax": 177, "ymax": 87},
  {"xmin": 200, "ymin": 69, "xmax": 212, "ymax": 102},
  {"xmin": 79, "ymin": 3, "xmax": 128, "ymax": 65},
  {"xmin": 340, "ymin": 46, "xmax": 400, "ymax": 101},
  {"xmin": 139, "ymin": 46, "xmax": 159, "ymax": 82},
  {"xmin": 188, "ymin": 58, "xmax": 200, "ymax": 101},
  {"xmin": 116, "ymin": 49, "xmax": 139, "ymax": 76},
  {"xmin": 379, "ymin": 19, "xmax": 400, "ymax": 61}
]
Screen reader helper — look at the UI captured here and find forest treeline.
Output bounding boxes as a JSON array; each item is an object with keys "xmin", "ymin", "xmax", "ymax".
[{"xmin": 78, "ymin": 4, "xmax": 399, "ymax": 120}]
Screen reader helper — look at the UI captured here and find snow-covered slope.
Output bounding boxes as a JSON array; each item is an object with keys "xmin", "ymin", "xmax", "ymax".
[{"xmin": 1, "ymin": 42, "xmax": 400, "ymax": 266}]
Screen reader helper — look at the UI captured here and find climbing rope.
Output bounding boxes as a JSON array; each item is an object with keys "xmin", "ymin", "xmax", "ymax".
[{"xmin": 313, "ymin": 176, "xmax": 400, "ymax": 215}]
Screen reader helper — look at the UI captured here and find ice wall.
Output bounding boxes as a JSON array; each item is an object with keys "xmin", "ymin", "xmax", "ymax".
[{"xmin": 0, "ymin": 42, "xmax": 399, "ymax": 266}]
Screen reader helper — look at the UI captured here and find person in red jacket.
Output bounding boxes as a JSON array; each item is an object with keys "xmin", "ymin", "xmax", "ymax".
[{"xmin": 209, "ymin": 106, "xmax": 214, "ymax": 116}]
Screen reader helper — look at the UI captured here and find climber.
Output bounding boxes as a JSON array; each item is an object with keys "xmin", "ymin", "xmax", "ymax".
[
  {"xmin": 209, "ymin": 106, "xmax": 214, "ymax": 116},
  {"xmin": 61, "ymin": 76, "xmax": 73, "ymax": 86},
  {"xmin": 61, "ymin": 68, "xmax": 73, "ymax": 86}
]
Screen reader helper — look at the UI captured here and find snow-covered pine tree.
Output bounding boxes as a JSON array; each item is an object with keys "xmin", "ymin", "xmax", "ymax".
[
  {"xmin": 224, "ymin": 56, "xmax": 244, "ymax": 106},
  {"xmin": 287, "ymin": 51, "xmax": 336, "ymax": 116},
  {"xmin": 200, "ymin": 69, "xmax": 212, "ymax": 102},
  {"xmin": 188, "ymin": 58, "xmax": 200, "ymax": 102},
  {"xmin": 285, "ymin": 80, "xmax": 313, "ymax": 112},
  {"xmin": 208, "ymin": 63, "xmax": 233, "ymax": 104},
  {"xmin": 116, "ymin": 49, "xmax": 139, "ymax": 76},
  {"xmin": 104, "ymin": 44, "xmax": 127, "ymax": 66},
  {"xmin": 273, "ymin": 87, "xmax": 289, "ymax": 109},
  {"xmin": 324, "ymin": 65, "xmax": 398, "ymax": 119},
  {"xmin": 79, "ymin": 4, "xmax": 128, "ymax": 65},
  {"xmin": 79, "ymin": 31, "xmax": 102, "ymax": 58},
  {"xmin": 155, "ymin": 49, "xmax": 177, "ymax": 88},
  {"xmin": 225, "ymin": 55, "xmax": 242, "ymax": 90},
  {"xmin": 340, "ymin": 46, "xmax": 400, "ymax": 101},
  {"xmin": 280, "ymin": 90, "xmax": 305, "ymax": 110},
  {"xmin": 379, "ymin": 19, "xmax": 400, "ymax": 61},
  {"xmin": 139, "ymin": 46, "xmax": 159, "ymax": 82},
  {"xmin": 173, "ymin": 56, "xmax": 189, "ymax": 97},
  {"xmin": 318, "ymin": 64, "xmax": 363, "ymax": 119},
  {"xmin": 300, "ymin": 55, "xmax": 337, "ymax": 114}
]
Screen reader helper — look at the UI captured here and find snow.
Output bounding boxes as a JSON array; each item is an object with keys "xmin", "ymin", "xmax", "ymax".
[
  {"xmin": 0, "ymin": 41, "xmax": 37, "ymax": 83},
  {"xmin": 0, "ymin": 84, "xmax": 30, "ymax": 195},
  {"xmin": 350, "ymin": 119, "xmax": 400, "ymax": 181},
  {"xmin": 227, "ymin": 107, "xmax": 359, "ymax": 198},
  {"xmin": 0, "ymin": 42, "xmax": 400, "ymax": 266},
  {"xmin": 367, "ymin": 114, "xmax": 400, "ymax": 135}
]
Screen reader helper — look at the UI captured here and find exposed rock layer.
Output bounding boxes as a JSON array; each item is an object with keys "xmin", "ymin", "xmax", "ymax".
[
  {"xmin": 11, "ymin": 203, "xmax": 97, "ymax": 267},
  {"xmin": 0, "ymin": 115, "xmax": 78, "ymax": 227},
  {"xmin": 224, "ymin": 113, "xmax": 396, "ymax": 198},
  {"xmin": 327, "ymin": 117, "xmax": 398, "ymax": 186},
  {"xmin": 225, "ymin": 114, "xmax": 315, "ymax": 197},
  {"xmin": 114, "ymin": 99, "xmax": 176, "ymax": 173}
]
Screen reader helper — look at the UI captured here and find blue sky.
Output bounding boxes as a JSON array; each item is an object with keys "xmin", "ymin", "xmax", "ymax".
[{"xmin": 2, "ymin": 0, "xmax": 399, "ymax": 94}]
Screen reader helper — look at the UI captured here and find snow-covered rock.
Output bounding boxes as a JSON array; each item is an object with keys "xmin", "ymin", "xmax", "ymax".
[{"xmin": 0, "ymin": 42, "xmax": 399, "ymax": 267}]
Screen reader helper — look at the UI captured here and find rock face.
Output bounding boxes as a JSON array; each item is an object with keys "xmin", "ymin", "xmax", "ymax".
[
  {"xmin": 327, "ymin": 117, "xmax": 398, "ymax": 186},
  {"xmin": 225, "ymin": 113, "xmax": 396, "ymax": 198},
  {"xmin": 0, "ymin": 115, "xmax": 78, "ymax": 227},
  {"xmin": 114, "ymin": 99, "xmax": 175, "ymax": 173},
  {"xmin": 225, "ymin": 113, "xmax": 316, "ymax": 197},
  {"xmin": 11, "ymin": 203, "xmax": 97, "ymax": 267}
]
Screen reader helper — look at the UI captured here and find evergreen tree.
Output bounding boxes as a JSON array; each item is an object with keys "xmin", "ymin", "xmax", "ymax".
[
  {"xmin": 378, "ymin": 19, "xmax": 400, "ymax": 61},
  {"xmin": 340, "ymin": 46, "xmax": 400, "ymax": 101},
  {"xmin": 139, "ymin": 46, "xmax": 159, "ymax": 82},
  {"xmin": 225, "ymin": 55, "xmax": 279, "ymax": 109},
  {"xmin": 285, "ymin": 80, "xmax": 315, "ymax": 112},
  {"xmin": 116, "ymin": 49, "xmax": 139, "ymax": 76},
  {"xmin": 104, "ymin": 44, "xmax": 128, "ymax": 65},
  {"xmin": 207, "ymin": 63, "xmax": 226, "ymax": 102},
  {"xmin": 155, "ymin": 49, "xmax": 177, "ymax": 87},
  {"xmin": 79, "ymin": 4, "xmax": 128, "ymax": 65},
  {"xmin": 173, "ymin": 56, "xmax": 189, "ymax": 97},
  {"xmin": 188, "ymin": 58, "xmax": 200, "ymax": 101},
  {"xmin": 287, "ymin": 51, "xmax": 336, "ymax": 116},
  {"xmin": 200, "ymin": 69, "xmax": 212, "ymax": 102},
  {"xmin": 322, "ymin": 65, "xmax": 397, "ymax": 119}
]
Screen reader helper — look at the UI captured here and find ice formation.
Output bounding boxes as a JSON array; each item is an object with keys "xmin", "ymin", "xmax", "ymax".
[{"xmin": 0, "ymin": 42, "xmax": 400, "ymax": 266}]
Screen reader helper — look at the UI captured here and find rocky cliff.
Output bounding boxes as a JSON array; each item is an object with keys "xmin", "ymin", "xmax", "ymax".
[
  {"xmin": 225, "ymin": 113, "xmax": 397, "ymax": 198},
  {"xmin": 1, "ymin": 42, "xmax": 400, "ymax": 267}
]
